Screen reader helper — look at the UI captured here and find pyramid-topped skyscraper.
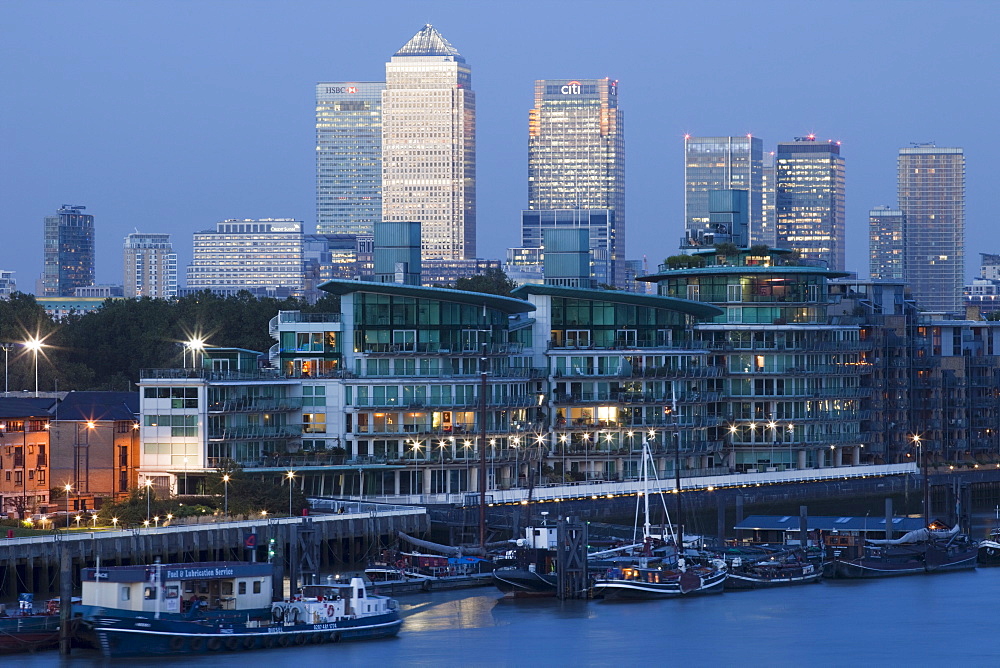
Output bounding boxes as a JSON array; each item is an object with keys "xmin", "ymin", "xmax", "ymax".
[{"xmin": 382, "ymin": 25, "xmax": 476, "ymax": 260}]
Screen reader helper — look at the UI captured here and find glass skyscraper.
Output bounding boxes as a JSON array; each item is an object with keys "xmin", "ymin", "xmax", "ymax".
[
  {"xmin": 520, "ymin": 209, "xmax": 616, "ymax": 287},
  {"xmin": 775, "ymin": 138, "xmax": 846, "ymax": 271},
  {"xmin": 684, "ymin": 136, "xmax": 763, "ymax": 245},
  {"xmin": 315, "ymin": 81, "xmax": 384, "ymax": 236},
  {"xmin": 898, "ymin": 145, "xmax": 965, "ymax": 312},
  {"xmin": 381, "ymin": 25, "xmax": 475, "ymax": 260},
  {"xmin": 527, "ymin": 78, "xmax": 624, "ymax": 285},
  {"xmin": 869, "ymin": 206, "xmax": 906, "ymax": 281},
  {"xmin": 42, "ymin": 205, "xmax": 94, "ymax": 296}
]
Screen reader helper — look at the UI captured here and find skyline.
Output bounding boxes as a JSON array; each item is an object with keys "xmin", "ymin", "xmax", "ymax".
[{"xmin": 2, "ymin": 1, "xmax": 998, "ymax": 290}]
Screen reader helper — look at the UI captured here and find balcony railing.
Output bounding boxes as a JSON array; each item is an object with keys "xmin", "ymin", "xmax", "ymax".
[
  {"xmin": 208, "ymin": 425, "xmax": 301, "ymax": 441},
  {"xmin": 360, "ymin": 342, "xmax": 523, "ymax": 356},
  {"xmin": 207, "ymin": 397, "xmax": 303, "ymax": 413},
  {"xmin": 142, "ymin": 368, "xmax": 285, "ymax": 381},
  {"xmin": 552, "ymin": 391, "xmax": 722, "ymax": 405},
  {"xmin": 278, "ymin": 311, "xmax": 341, "ymax": 324}
]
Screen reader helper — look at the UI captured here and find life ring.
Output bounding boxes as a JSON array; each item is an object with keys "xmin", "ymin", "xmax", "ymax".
[
  {"xmin": 207, "ymin": 637, "xmax": 223, "ymax": 651},
  {"xmin": 190, "ymin": 637, "xmax": 205, "ymax": 652},
  {"xmin": 242, "ymin": 636, "xmax": 255, "ymax": 650},
  {"xmin": 169, "ymin": 636, "xmax": 185, "ymax": 651},
  {"xmin": 327, "ymin": 604, "xmax": 336, "ymax": 617}
]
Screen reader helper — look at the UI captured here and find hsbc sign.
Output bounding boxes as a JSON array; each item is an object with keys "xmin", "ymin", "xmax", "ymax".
[{"xmin": 325, "ymin": 86, "xmax": 359, "ymax": 94}]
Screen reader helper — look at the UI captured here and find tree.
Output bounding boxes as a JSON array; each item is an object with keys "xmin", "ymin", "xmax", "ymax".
[{"xmin": 454, "ymin": 268, "xmax": 518, "ymax": 297}]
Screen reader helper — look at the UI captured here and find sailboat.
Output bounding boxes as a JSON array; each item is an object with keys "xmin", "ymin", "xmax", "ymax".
[{"xmin": 592, "ymin": 439, "xmax": 727, "ymax": 600}]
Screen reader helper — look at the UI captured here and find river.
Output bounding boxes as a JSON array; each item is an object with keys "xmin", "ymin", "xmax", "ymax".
[{"xmin": 15, "ymin": 566, "xmax": 999, "ymax": 667}]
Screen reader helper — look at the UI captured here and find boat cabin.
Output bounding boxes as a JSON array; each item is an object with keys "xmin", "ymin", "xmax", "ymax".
[
  {"xmin": 733, "ymin": 515, "xmax": 929, "ymax": 546},
  {"xmin": 81, "ymin": 562, "xmax": 274, "ymax": 614},
  {"xmin": 519, "ymin": 526, "xmax": 557, "ymax": 550}
]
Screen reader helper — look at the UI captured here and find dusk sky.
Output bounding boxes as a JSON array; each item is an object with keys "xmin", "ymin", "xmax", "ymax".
[{"xmin": 2, "ymin": 1, "xmax": 997, "ymax": 290}]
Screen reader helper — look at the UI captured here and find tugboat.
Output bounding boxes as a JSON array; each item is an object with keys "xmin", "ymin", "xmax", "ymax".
[
  {"xmin": 89, "ymin": 569, "xmax": 401, "ymax": 657},
  {"xmin": 492, "ymin": 524, "xmax": 560, "ymax": 597},
  {"xmin": 823, "ymin": 523, "xmax": 978, "ymax": 578}
]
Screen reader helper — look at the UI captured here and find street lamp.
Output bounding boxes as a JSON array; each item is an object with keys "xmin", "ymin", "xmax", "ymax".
[
  {"xmin": 1, "ymin": 342, "xmax": 13, "ymax": 395},
  {"xmin": 410, "ymin": 441, "xmax": 422, "ymax": 495},
  {"xmin": 144, "ymin": 478, "xmax": 153, "ymax": 523},
  {"xmin": 222, "ymin": 474, "xmax": 230, "ymax": 516},
  {"xmin": 437, "ymin": 440, "xmax": 447, "ymax": 494},
  {"xmin": 24, "ymin": 337, "xmax": 45, "ymax": 397},
  {"xmin": 74, "ymin": 515, "xmax": 82, "ymax": 528},
  {"xmin": 286, "ymin": 470, "xmax": 296, "ymax": 516},
  {"xmin": 185, "ymin": 337, "xmax": 206, "ymax": 370},
  {"xmin": 64, "ymin": 483, "xmax": 72, "ymax": 528},
  {"xmin": 112, "ymin": 517, "xmax": 119, "ymax": 528},
  {"xmin": 511, "ymin": 436, "xmax": 520, "ymax": 488}
]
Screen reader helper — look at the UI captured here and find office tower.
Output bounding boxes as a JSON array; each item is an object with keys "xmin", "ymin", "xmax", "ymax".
[
  {"xmin": 123, "ymin": 233, "xmax": 177, "ymax": 299},
  {"xmin": 707, "ymin": 189, "xmax": 749, "ymax": 248},
  {"xmin": 898, "ymin": 145, "xmax": 965, "ymax": 312},
  {"xmin": 42, "ymin": 205, "xmax": 95, "ymax": 296},
  {"xmin": 381, "ymin": 25, "xmax": 475, "ymax": 260},
  {"xmin": 527, "ymin": 78, "xmax": 624, "ymax": 284},
  {"xmin": 775, "ymin": 138, "xmax": 846, "ymax": 271},
  {"xmin": 315, "ymin": 82, "xmax": 384, "ymax": 236},
  {"xmin": 869, "ymin": 206, "xmax": 906, "ymax": 281},
  {"xmin": 759, "ymin": 151, "xmax": 776, "ymax": 247},
  {"xmin": 521, "ymin": 209, "xmax": 615, "ymax": 287},
  {"xmin": 185, "ymin": 219, "xmax": 305, "ymax": 297},
  {"xmin": 684, "ymin": 136, "xmax": 763, "ymax": 246},
  {"xmin": 0, "ymin": 270, "xmax": 14, "ymax": 299}
]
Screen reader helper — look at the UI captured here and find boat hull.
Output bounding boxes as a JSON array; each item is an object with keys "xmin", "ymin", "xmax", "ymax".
[
  {"xmin": 823, "ymin": 548, "xmax": 978, "ymax": 579},
  {"xmin": 492, "ymin": 569, "xmax": 558, "ymax": 597},
  {"xmin": 367, "ymin": 572, "xmax": 494, "ymax": 596},
  {"xmin": 978, "ymin": 540, "xmax": 1000, "ymax": 566},
  {"xmin": 0, "ymin": 615, "xmax": 63, "ymax": 655},
  {"xmin": 594, "ymin": 569, "xmax": 727, "ymax": 600},
  {"xmin": 91, "ymin": 612, "xmax": 402, "ymax": 657},
  {"xmin": 724, "ymin": 569, "xmax": 821, "ymax": 590}
]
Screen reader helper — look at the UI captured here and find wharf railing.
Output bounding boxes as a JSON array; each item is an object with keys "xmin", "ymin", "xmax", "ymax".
[{"xmin": 358, "ymin": 463, "xmax": 918, "ymax": 507}]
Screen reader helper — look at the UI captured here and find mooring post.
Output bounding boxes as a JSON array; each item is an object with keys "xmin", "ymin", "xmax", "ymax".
[
  {"xmin": 59, "ymin": 543, "xmax": 72, "ymax": 655},
  {"xmin": 736, "ymin": 495, "xmax": 744, "ymax": 526},
  {"xmin": 885, "ymin": 497, "xmax": 894, "ymax": 540},
  {"xmin": 799, "ymin": 505, "xmax": 808, "ymax": 548}
]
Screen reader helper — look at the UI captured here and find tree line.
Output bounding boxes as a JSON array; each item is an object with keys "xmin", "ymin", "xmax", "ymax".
[{"xmin": 0, "ymin": 291, "xmax": 340, "ymax": 392}]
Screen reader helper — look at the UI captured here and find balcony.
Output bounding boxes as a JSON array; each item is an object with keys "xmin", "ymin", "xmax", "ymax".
[
  {"xmin": 207, "ymin": 425, "xmax": 301, "ymax": 441},
  {"xmin": 279, "ymin": 311, "xmax": 341, "ymax": 324},
  {"xmin": 359, "ymin": 342, "xmax": 523, "ymax": 356},
  {"xmin": 552, "ymin": 391, "xmax": 722, "ymax": 405},
  {"xmin": 142, "ymin": 368, "xmax": 285, "ymax": 382},
  {"xmin": 354, "ymin": 395, "xmax": 538, "ymax": 409},
  {"xmin": 553, "ymin": 366, "xmax": 722, "ymax": 379},
  {"xmin": 207, "ymin": 397, "xmax": 303, "ymax": 413}
]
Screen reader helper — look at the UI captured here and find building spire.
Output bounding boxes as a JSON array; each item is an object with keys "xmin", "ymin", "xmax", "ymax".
[{"xmin": 394, "ymin": 24, "xmax": 464, "ymax": 61}]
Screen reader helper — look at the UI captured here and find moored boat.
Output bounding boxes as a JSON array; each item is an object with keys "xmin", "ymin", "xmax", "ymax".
[
  {"xmin": 0, "ymin": 596, "xmax": 67, "ymax": 655},
  {"xmin": 978, "ymin": 528, "xmax": 1000, "ymax": 566},
  {"xmin": 492, "ymin": 525, "xmax": 560, "ymax": 597},
  {"xmin": 366, "ymin": 551, "xmax": 494, "ymax": 595},
  {"xmin": 722, "ymin": 549, "xmax": 821, "ymax": 590},
  {"xmin": 89, "ymin": 576, "xmax": 400, "ymax": 657},
  {"xmin": 823, "ymin": 524, "xmax": 978, "ymax": 579},
  {"xmin": 593, "ymin": 561, "xmax": 728, "ymax": 600}
]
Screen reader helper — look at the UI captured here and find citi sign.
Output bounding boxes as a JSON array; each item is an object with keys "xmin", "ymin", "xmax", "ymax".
[
  {"xmin": 325, "ymin": 86, "xmax": 358, "ymax": 94},
  {"xmin": 560, "ymin": 81, "xmax": 582, "ymax": 95}
]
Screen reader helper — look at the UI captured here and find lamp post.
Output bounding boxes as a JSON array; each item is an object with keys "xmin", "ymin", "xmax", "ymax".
[
  {"xmin": 1, "ymin": 342, "xmax": 13, "ymax": 395},
  {"xmin": 512, "ymin": 437, "xmax": 520, "ymax": 488},
  {"xmin": 913, "ymin": 434, "xmax": 928, "ymax": 525},
  {"xmin": 286, "ymin": 470, "xmax": 295, "ymax": 516},
  {"xmin": 144, "ymin": 479, "xmax": 153, "ymax": 524},
  {"xmin": 222, "ymin": 474, "xmax": 230, "ymax": 517},
  {"xmin": 437, "ymin": 440, "xmax": 448, "ymax": 495},
  {"xmin": 185, "ymin": 337, "xmax": 205, "ymax": 370},
  {"xmin": 64, "ymin": 483, "xmax": 72, "ymax": 528},
  {"xmin": 24, "ymin": 338, "xmax": 44, "ymax": 397},
  {"xmin": 410, "ymin": 441, "xmax": 422, "ymax": 495}
]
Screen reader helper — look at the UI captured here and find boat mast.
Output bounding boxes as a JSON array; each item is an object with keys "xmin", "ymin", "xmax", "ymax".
[
  {"xmin": 642, "ymin": 439, "xmax": 651, "ymax": 541},
  {"xmin": 671, "ymin": 381, "xmax": 682, "ymax": 543},
  {"xmin": 479, "ymin": 333, "xmax": 489, "ymax": 550}
]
